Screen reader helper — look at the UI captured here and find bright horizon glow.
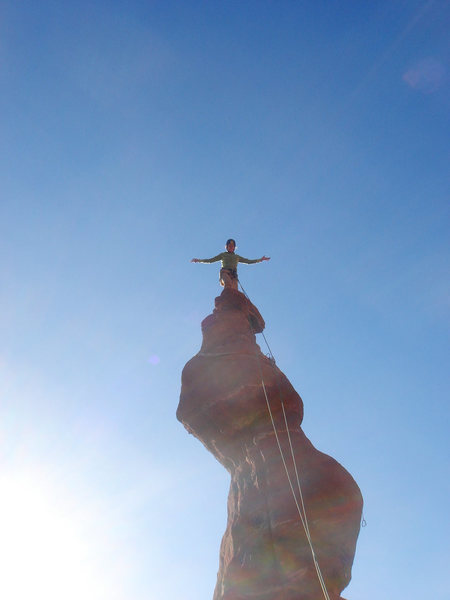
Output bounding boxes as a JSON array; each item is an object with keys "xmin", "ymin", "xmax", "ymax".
[{"xmin": 0, "ymin": 470, "xmax": 124, "ymax": 600}]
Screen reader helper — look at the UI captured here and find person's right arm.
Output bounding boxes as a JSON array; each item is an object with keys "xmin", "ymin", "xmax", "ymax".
[{"xmin": 191, "ymin": 254, "xmax": 223, "ymax": 264}]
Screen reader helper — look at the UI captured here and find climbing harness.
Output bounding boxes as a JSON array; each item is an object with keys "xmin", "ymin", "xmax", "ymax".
[{"xmin": 237, "ymin": 279, "xmax": 332, "ymax": 600}]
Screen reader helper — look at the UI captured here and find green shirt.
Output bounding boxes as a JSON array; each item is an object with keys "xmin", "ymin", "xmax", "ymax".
[{"xmin": 198, "ymin": 251, "xmax": 260, "ymax": 270}]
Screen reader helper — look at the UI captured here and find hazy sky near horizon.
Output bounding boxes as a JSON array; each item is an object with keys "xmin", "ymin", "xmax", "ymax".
[{"xmin": 1, "ymin": 2, "xmax": 449, "ymax": 599}]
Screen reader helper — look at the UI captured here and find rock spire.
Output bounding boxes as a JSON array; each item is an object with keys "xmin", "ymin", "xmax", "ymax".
[{"xmin": 177, "ymin": 288, "xmax": 362, "ymax": 600}]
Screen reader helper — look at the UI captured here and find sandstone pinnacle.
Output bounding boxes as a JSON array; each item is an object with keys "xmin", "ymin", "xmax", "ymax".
[{"xmin": 177, "ymin": 288, "xmax": 363, "ymax": 600}]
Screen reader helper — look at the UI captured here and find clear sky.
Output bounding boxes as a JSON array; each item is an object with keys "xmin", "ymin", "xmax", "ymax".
[{"xmin": 1, "ymin": 1, "xmax": 449, "ymax": 599}]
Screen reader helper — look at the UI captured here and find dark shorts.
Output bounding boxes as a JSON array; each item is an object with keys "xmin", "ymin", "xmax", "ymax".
[{"xmin": 220, "ymin": 268, "xmax": 237, "ymax": 279}]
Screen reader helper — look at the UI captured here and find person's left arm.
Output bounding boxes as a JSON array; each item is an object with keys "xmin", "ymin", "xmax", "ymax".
[{"xmin": 238, "ymin": 255, "xmax": 271, "ymax": 264}]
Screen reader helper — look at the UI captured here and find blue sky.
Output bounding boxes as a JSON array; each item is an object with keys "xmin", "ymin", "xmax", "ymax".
[{"xmin": 1, "ymin": 1, "xmax": 449, "ymax": 599}]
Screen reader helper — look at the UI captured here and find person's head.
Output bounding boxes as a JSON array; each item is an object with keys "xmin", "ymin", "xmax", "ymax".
[{"xmin": 225, "ymin": 238, "xmax": 236, "ymax": 252}]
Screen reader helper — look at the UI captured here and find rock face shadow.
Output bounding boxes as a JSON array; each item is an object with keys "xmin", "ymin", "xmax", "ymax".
[{"xmin": 177, "ymin": 288, "xmax": 363, "ymax": 600}]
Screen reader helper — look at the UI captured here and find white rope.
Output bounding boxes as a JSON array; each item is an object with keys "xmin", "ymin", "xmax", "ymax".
[
  {"xmin": 259, "ymin": 372, "xmax": 331, "ymax": 600},
  {"xmin": 237, "ymin": 280, "xmax": 331, "ymax": 600}
]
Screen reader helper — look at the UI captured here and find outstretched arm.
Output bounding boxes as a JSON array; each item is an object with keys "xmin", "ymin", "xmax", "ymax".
[
  {"xmin": 239, "ymin": 255, "xmax": 271, "ymax": 264},
  {"xmin": 191, "ymin": 254, "xmax": 223, "ymax": 264}
]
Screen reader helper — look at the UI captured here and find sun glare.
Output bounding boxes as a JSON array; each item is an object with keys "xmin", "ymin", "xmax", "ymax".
[{"xmin": 0, "ymin": 471, "xmax": 116, "ymax": 600}]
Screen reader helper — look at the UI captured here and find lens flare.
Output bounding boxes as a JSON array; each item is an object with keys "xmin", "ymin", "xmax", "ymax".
[
  {"xmin": 148, "ymin": 354, "xmax": 161, "ymax": 365},
  {"xmin": 403, "ymin": 58, "xmax": 446, "ymax": 93}
]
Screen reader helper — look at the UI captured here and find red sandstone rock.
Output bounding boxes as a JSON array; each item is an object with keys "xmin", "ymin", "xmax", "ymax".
[{"xmin": 177, "ymin": 288, "xmax": 363, "ymax": 600}]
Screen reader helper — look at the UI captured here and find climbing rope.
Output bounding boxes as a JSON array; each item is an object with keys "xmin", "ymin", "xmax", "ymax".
[{"xmin": 237, "ymin": 279, "xmax": 331, "ymax": 600}]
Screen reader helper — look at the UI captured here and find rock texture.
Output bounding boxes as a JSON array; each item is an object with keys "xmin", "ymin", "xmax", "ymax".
[{"xmin": 177, "ymin": 289, "xmax": 363, "ymax": 600}]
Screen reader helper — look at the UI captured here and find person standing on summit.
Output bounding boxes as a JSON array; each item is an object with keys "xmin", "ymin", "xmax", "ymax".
[{"xmin": 191, "ymin": 239, "xmax": 270, "ymax": 290}]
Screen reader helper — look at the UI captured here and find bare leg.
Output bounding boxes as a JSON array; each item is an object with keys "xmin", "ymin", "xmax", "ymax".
[{"xmin": 220, "ymin": 270, "xmax": 238, "ymax": 290}]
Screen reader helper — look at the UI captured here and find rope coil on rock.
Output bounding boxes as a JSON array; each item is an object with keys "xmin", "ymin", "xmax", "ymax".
[{"xmin": 238, "ymin": 279, "xmax": 331, "ymax": 600}]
